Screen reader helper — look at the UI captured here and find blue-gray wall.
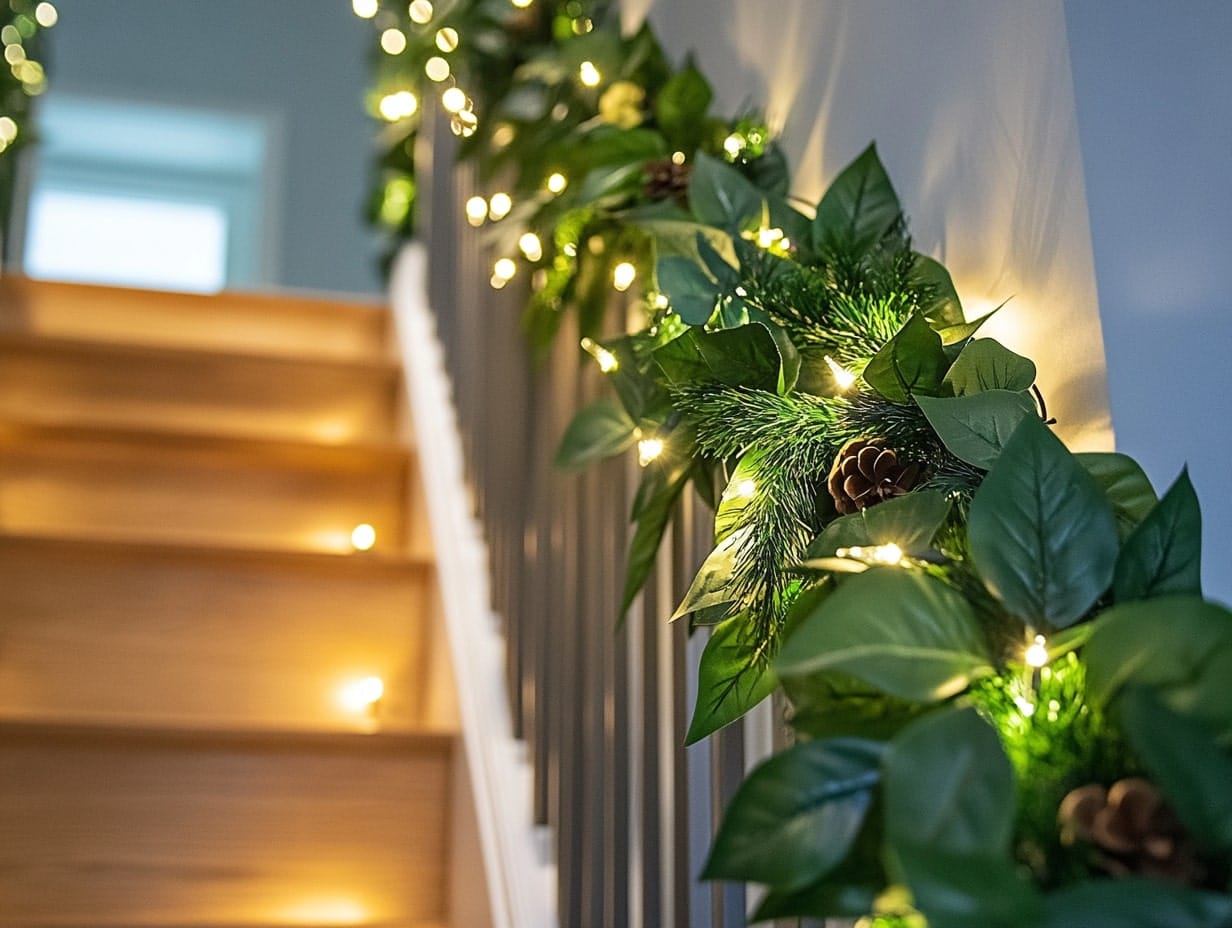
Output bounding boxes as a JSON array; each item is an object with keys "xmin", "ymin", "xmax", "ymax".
[
  {"xmin": 46, "ymin": 0, "xmax": 383, "ymax": 296},
  {"xmin": 1066, "ymin": 2, "xmax": 1232, "ymax": 604}
]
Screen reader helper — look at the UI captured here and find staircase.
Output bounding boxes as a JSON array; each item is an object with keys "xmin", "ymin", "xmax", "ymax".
[{"xmin": 0, "ymin": 276, "xmax": 481, "ymax": 928}]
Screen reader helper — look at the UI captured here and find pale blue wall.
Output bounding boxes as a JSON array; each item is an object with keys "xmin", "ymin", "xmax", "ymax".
[
  {"xmin": 45, "ymin": 0, "xmax": 383, "ymax": 295},
  {"xmin": 1066, "ymin": 2, "xmax": 1232, "ymax": 604}
]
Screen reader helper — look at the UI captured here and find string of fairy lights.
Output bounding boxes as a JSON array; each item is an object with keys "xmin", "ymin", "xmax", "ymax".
[{"xmin": 0, "ymin": 1, "xmax": 55, "ymax": 157}]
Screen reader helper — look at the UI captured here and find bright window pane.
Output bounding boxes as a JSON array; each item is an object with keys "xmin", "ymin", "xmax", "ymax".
[{"xmin": 25, "ymin": 189, "xmax": 229, "ymax": 293}]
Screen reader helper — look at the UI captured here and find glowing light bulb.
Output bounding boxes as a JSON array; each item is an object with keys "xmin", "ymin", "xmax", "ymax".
[
  {"xmin": 0, "ymin": 117, "xmax": 17, "ymax": 143},
  {"xmin": 380, "ymin": 28, "xmax": 407, "ymax": 55},
  {"xmin": 637, "ymin": 438, "xmax": 664, "ymax": 466},
  {"xmin": 491, "ymin": 123, "xmax": 516, "ymax": 148},
  {"xmin": 441, "ymin": 86, "xmax": 467, "ymax": 113},
  {"xmin": 723, "ymin": 133, "xmax": 744, "ymax": 157},
  {"xmin": 1014, "ymin": 695, "xmax": 1037, "ymax": 718},
  {"xmin": 670, "ymin": 151, "xmax": 686, "ymax": 165},
  {"xmin": 339, "ymin": 675, "xmax": 384, "ymax": 713},
  {"xmin": 755, "ymin": 226, "xmax": 784, "ymax": 249},
  {"xmin": 34, "ymin": 2, "xmax": 57, "ymax": 27},
  {"xmin": 464, "ymin": 196, "xmax": 488, "ymax": 226},
  {"xmin": 578, "ymin": 60, "xmax": 602, "ymax": 87},
  {"xmin": 546, "ymin": 172, "xmax": 567, "ymax": 194},
  {"xmin": 612, "ymin": 261, "xmax": 636, "ymax": 292},
  {"xmin": 871, "ymin": 543, "xmax": 903, "ymax": 565},
  {"xmin": 350, "ymin": 523, "xmax": 377, "ymax": 551},
  {"xmin": 736, "ymin": 478, "xmax": 757, "ymax": 499},
  {"xmin": 581, "ymin": 338, "xmax": 618, "ymax": 373},
  {"xmin": 493, "ymin": 257, "xmax": 518, "ymax": 281},
  {"xmin": 487, "ymin": 192, "xmax": 512, "ymax": 220},
  {"xmin": 518, "ymin": 232, "xmax": 543, "ymax": 262},
  {"xmin": 824, "ymin": 355, "xmax": 857, "ymax": 391},
  {"xmin": 377, "ymin": 90, "xmax": 418, "ymax": 121},
  {"xmin": 512, "ymin": 0, "xmax": 533, "ymax": 7},
  {"xmin": 425, "ymin": 56, "xmax": 450, "ymax": 81},
  {"xmin": 408, "ymin": 0, "xmax": 434, "ymax": 23},
  {"xmin": 435, "ymin": 27, "xmax": 459, "ymax": 52},
  {"xmin": 352, "ymin": 0, "xmax": 378, "ymax": 17},
  {"xmin": 1025, "ymin": 634, "xmax": 1049, "ymax": 668}
]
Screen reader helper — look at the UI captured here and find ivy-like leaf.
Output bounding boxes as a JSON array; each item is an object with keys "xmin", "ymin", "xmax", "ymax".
[
  {"xmin": 1043, "ymin": 880, "xmax": 1232, "ymax": 928},
  {"xmin": 943, "ymin": 338, "xmax": 1037, "ymax": 396},
  {"xmin": 702, "ymin": 738, "xmax": 884, "ymax": 891},
  {"xmin": 909, "ymin": 252, "xmax": 965, "ymax": 326},
  {"xmin": 671, "ymin": 528, "xmax": 745, "ymax": 621},
  {"xmin": 812, "ymin": 143, "xmax": 903, "ymax": 256},
  {"xmin": 1076, "ymin": 452, "xmax": 1158, "ymax": 540},
  {"xmin": 967, "ymin": 416, "xmax": 1119, "ymax": 628},
  {"xmin": 1113, "ymin": 467, "xmax": 1202, "ymax": 601},
  {"xmin": 656, "ymin": 255, "xmax": 719, "ymax": 325},
  {"xmin": 654, "ymin": 323, "xmax": 791, "ymax": 394},
  {"xmin": 654, "ymin": 57, "xmax": 712, "ymax": 152},
  {"xmin": 860, "ymin": 489, "xmax": 951, "ymax": 553},
  {"xmin": 776, "ymin": 567, "xmax": 993, "ymax": 702},
  {"xmin": 688, "ymin": 151, "xmax": 764, "ymax": 232},
  {"xmin": 893, "ymin": 845, "xmax": 1041, "ymax": 928},
  {"xmin": 554, "ymin": 400, "xmax": 637, "ymax": 470},
  {"xmin": 916, "ymin": 390, "xmax": 1036, "ymax": 470},
  {"xmin": 1119, "ymin": 687, "xmax": 1232, "ymax": 852},
  {"xmin": 695, "ymin": 231, "xmax": 740, "ymax": 288},
  {"xmin": 862, "ymin": 313, "xmax": 949, "ymax": 402},
  {"xmin": 685, "ymin": 613, "xmax": 777, "ymax": 744}
]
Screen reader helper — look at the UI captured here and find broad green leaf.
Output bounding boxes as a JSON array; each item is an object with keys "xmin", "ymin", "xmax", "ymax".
[
  {"xmin": 654, "ymin": 58, "xmax": 712, "ymax": 151},
  {"xmin": 937, "ymin": 303, "xmax": 1001, "ymax": 348},
  {"xmin": 916, "ymin": 390, "xmax": 1035, "ymax": 470},
  {"xmin": 967, "ymin": 416, "xmax": 1118, "ymax": 628},
  {"xmin": 714, "ymin": 450, "xmax": 764, "ymax": 543},
  {"xmin": 861, "ymin": 489, "xmax": 951, "ymax": 553},
  {"xmin": 1084, "ymin": 595, "xmax": 1232, "ymax": 737},
  {"xmin": 805, "ymin": 512, "xmax": 873, "ymax": 558},
  {"xmin": 1119, "ymin": 687, "xmax": 1232, "ymax": 851},
  {"xmin": 655, "ymin": 324, "xmax": 789, "ymax": 393},
  {"xmin": 554, "ymin": 400, "xmax": 636, "ymax": 470},
  {"xmin": 640, "ymin": 218, "xmax": 735, "ymax": 262},
  {"xmin": 1075, "ymin": 452, "xmax": 1158, "ymax": 540},
  {"xmin": 943, "ymin": 338, "xmax": 1037, "ymax": 396},
  {"xmin": 776, "ymin": 567, "xmax": 993, "ymax": 702},
  {"xmin": 703, "ymin": 738, "xmax": 884, "ymax": 890},
  {"xmin": 655, "ymin": 255, "xmax": 718, "ymax": 324},
  {"xmin": 1113, "ymin": 467, "xmax": 1202, "ymax": 601},
  {"xmin": 578, "ymin": 161, "xmax": 645, "ymax": 203},
  {"xmin": 688, "ymin": 151, "xmax": 764, "ymax": 231},
  {"xmin": 672, "ymin": 529, "xmax": 745, "ymax": 621},
  {"xmin": 909, "ymin": 253, "xmax": 965, "ymax": 325},
  {"xmin": 884, "ymin": 708, "xmax": 1014, "ymax": 857},
  {"xmin": 862, "ymin": 313, "xmax": 949, "ymax": 402},
  {"xmin": 1044, "ymin": 880, "xmax": 1232, "ymax": 928},
  {"xmin": 685, "ymin": 613, "xmax": 777, "ymax": 743},
  {"xmin": 893, "ymin": 845, "xmax": 1041, "ymax": 928},
  {"xmin": 621, "ymin": 457, "xmax": 691, "ymax": 614},
  {"xmin": 812, "ymin": 142, "xmax": 903, "ymax": 256},
  {"xmin": 695, "ymin": 232, "xmax": 740, "ymax": 288},
  {"xmin": 748, "ymin": 142, "xmax": 792, "ymax": 197},
  {"xmin": 784, "ymin": 668, "xmax": 930, "ymax": 742},
  {"xmin": 576, "ymin": 124, "xmax": 667, "ymax": 166}
]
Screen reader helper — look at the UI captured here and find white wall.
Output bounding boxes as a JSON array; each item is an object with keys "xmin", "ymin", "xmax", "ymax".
[
  {"xmin": 45, "ymin": 0, "xmax": 383, "ymax": 296},
  {"xmin": 624, "ymin": 0, "xmax": 1114, "ymax": 452},
  {"xmin": 1065, "ymin": 1, "xmax": 1232, "ymax": 604}
]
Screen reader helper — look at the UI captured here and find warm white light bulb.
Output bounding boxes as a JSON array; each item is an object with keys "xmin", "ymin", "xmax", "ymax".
[
  {"xmin": 493, "ymin": 257, "xmax": 517, "ymax": 281},
  {"xmin": 871, "ymin": 543, "xmax": 904, "ymax": 565},
  {"xmin": 1025, "ymin": 634, "xmax": 1049, "ymax": 668},
  {"xmin": 464, "ymin": 195, "xmax": 488, "ymax": 226},
  {"xmin": 824, "ymin": 355, "xmax": 857, "ymax": 391},
  {"xmin": 435, "ymin": 26, "xmax": 459, "ymax": 52},
  {"xmin": 578, "ymin": 60, "xmax": 602, "ymax": 87},
  {"xmin": 736, "ymin": 478, "xmax": 757, "ymax": 499},
  {"xmin": 487, "ymin": 191, "xmax": 512, "ymax": 220},
  {"xmin": 441, "ymin": 86, "xmax": 467, "ymax": 113},
  {"xmin": 34, "ymin": 2, "xmax": 57, "ymax": 27},
  {"xmin": 637, "ymin": 438, "xmax": 664, "ymax": 467},
  {"xmin": 580, "ymin": 338, "xmax": 618, "ymax": 373},
  {"xmin": 352, "ymin": 0, "xmax": 378, "ymax": 17},
  {"xmin": 723, "ymin": 133, "xmax": 744, "ymax": 157},
  {"xmin": 339, "ymin": 675, "xmax": 385, "ymax": 713},
  {"xmin": 546, "ymin": 172, "xmax": 567, "ymax": 194},
  {"xmin": 612, "ymin": 261, "xmax": 636, "ymax": 292},
  {"xmin": 518, "ymin": 232, "xmax": 543, "ymax": 262},
  {"xmin": 408, "ymin": 0, "xmax": 434, "ymax": 23},
  {"xmin": 425, "ymin": 56, "xmax": 450, "ymax": 82},
  {"xmin": 378, "ymin": 90, "xmax": 418, "ymax": 121},
  {"xmin": 511, "ymin": 0, "xmax": 534, "ymax": 6},
  {"xmin": 380, "ymin": 28, "xmax": 407, "ymax": 55},
  {"xmin": 755, "ymin": 226, "xmax": 784, "ymax": 249},
  {"xmin": 350, "ymin": 523, "xmax": 377, "ymax": 551}
]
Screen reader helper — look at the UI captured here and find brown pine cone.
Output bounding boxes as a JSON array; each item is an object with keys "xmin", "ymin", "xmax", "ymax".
[
  {"xmin": 643, "ymin": 157, "xmax": 692, "ymax": 204},
  {"xmin": 826, "ymin": 438, "xmax": 921, "ymax": 514},
  {"xmin": 1058, "ymin": 778, "xmax": 1201, "ymax": 884}
]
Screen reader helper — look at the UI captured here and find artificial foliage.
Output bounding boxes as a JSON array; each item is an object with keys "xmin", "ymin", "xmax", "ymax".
[
  {"xmin": 0, "ymin": 0, "xmax": 55, "ymax": 251},
  {"xmin": 360, "ymin": 4, "xmax": 1232, "ymax": 925}
]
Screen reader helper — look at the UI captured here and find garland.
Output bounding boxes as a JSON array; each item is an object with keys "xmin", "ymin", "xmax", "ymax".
[
  {"xmin": 0, "ymin": 0, "xmax": 55, "ymax": 246},
  {"xmin": 360, "ymin": 3, "xmax": 1232, "ymax": 925}
]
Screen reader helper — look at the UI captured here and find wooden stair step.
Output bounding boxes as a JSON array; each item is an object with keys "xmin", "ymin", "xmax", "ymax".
[
  {"xmin": 0, "ymin": 421, "xmax": 414, "ymax": 552},
  {"xmin": 0, "ymin": 333, "xmax": 402, "ymax": 444},
  {"xmin": 0, "ymin": 276, "xmax": 391, "ymax": 361},
  {"xmin": 0, "ymin": 718, "xmax": 453, "ymax": 927},
  {"xmin": 0, "ymin": 533, "xmax": 435, "ymax": 731}
]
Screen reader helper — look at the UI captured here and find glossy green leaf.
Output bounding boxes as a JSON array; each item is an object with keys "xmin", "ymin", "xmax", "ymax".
[
  {"xmin": 621, "ymin": 457, "xmax": 691, "ymax": 614},
  {"xmin": 688, "ymin": 151, "xmax": 764, "ymax": 231},
  {"xmin": 1084, "ymin": 595, "xmax": 1232, "ymax": 737},
  {"xmin": 916, "ymin": 390, "xmax": 1035, "ymax": 470},
  {"xmin": 909, "ymin": 252, "xmax": 965, "ymax": 325},
  {"xmin": 695, "ymin": 232, "xmax": 740, "ymax": 288},
  {"xmin": 943, "ymin": 338, "xmax": 1037, "ymax": 395},
  {"xmin": 1113, "ymin": 467, "xmax": 1202, "ymax": 601},
  {"xmin": 672, "ymin": 528, "xmax": 745, "ymax": 621},
  {"xmin": 776, "ymin": 567, "xmax": 993, "ymax": 702},
  {"xmin": 685, "ymin": 613, "xmax": 777, "ymax": 744},
  {"xmin": 654, "ymin": 58, "xmax": 712, "ymax": 151},
  {"xmin": 703, "ymin": 738, "xmax": 884, "ymax": 890},
  {"xmin": 1119, "ymin": 687, "xmax": 1232, "ymax": 851},
  {"xmin": 884, "ymin": 708, "xmax": 1014, "ymax": 857},
  {"xmin": 656, "ymin": 255, "xmax": 718, "ymax": 324},
  {"xmin": 1043, "ymin": 880, "xmax": 1232, "ymax": 928},
  {"xmin": 862, "ymin": 313, "xmax": 949, "ymax": 402},
  {"xmin": 893, "ymin": 845, "xmax": 1041, "ymax": 928},
  {"xmin": 812, "ymin": 142, "xmax": 903, "ymax": 256},
  {"xmin": 784, "ymin": 668, "xmax": 930, "ymax": 742},
  {"xmin": 713, "ymin": 449, "xmax": 764, "ymax": 543},
  {"xmin": 554, "ymin": 400, "xmax": 636, "ymax": 470},
  {"xmin": 640, "ymin": 218, "xmax": 735, "ymax": 261},
  {"xmin": 937, "ymin": 303, "xmax": 1001, "ymax": 348},
  {"xmin": 1075, "ymin": 452, "xmax": 1158, "ymax": 539},
  {"xmin": 654, "ymin": 323, "xmax": 789, "ymax": 393},
  {"xmin": 968, "ymin": 416, "xmax": 1118, "ymax": 627},
  {"xmin": 861, "ymin": 489, "xmax": 951, "ymax": 553}
]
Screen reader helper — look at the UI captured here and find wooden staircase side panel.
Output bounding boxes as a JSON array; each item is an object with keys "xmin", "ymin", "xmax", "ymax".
[{"xmin": 0, "ymin": 726, "xmax": 453, "ymax": 927}]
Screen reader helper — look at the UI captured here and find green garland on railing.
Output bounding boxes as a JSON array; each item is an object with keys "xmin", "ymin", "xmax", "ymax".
[
  {"xmin": 0, "ymin": 0, "xmax": 55, "ymax": 247},
  {"xmin": 360, "ymin": 3, "xmax": 1232, "ymax": 925}
]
